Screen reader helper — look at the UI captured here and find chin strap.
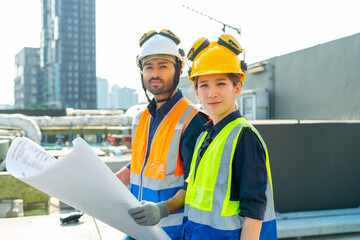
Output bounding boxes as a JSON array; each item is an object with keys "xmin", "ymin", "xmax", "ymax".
[{"xmin": 140, "ymin": 72, "xmax": 152, "ymax": 102}]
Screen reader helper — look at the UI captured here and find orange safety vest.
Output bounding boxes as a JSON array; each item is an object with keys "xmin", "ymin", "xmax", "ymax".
[{"xmin": 130, "ymin": 97, "xmax": 199, "ymax": 239}]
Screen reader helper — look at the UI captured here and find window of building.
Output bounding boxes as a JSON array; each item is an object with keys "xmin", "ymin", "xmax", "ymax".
[
  {"xmin": 31, "ymin": 87, "xmax": 37, "ymax": 94},
  {"xmin": 240, "ymin": 95, "xmax": 256, "ymax": 120}
]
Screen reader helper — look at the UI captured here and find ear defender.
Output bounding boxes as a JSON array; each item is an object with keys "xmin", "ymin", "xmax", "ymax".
[
  {"xmin": 139, "ymin": 30, "xmax": 158, "ymax": 47},
  {"xmin": 159, "ymin": 29, "xmax": 181, "ymax": 45},
  {"xmin": 241, "ymin": 60, "xmax": 247, "ymax": 72},
  {"xmin": 179, "ymin": 48, "xmax": 185, "ymax": 57},
  {"xmin": 187, "ymin": 37, "xmax": 210, "ymax": 62},
  {"xmin": 217, "ymin": 34, "xmax": 243, "ymax": 55}
]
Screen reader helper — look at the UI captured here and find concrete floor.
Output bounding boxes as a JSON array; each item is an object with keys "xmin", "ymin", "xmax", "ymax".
[{"xmin": 0, "ymin": 212, "xmax": 127, "ymax": 240}]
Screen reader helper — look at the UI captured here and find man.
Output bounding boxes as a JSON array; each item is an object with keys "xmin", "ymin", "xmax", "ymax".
[{"xmin": 115, "ymin": 29, "xmax": 208, "ymax": 240}]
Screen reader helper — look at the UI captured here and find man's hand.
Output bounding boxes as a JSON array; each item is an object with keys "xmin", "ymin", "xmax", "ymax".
[{"xmin": 128, "ymin": 201, "xmax": 169, "ymax": 226}]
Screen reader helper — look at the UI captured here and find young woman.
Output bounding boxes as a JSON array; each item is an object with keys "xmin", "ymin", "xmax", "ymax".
[{"xmin": 181, "ymin": 34, "xmax": 277, "ymax": 240}]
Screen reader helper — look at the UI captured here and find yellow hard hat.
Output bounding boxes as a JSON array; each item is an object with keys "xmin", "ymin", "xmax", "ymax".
[{"xmin": 187, "ymin": 34, "xmax": 246, "ymax": 82}]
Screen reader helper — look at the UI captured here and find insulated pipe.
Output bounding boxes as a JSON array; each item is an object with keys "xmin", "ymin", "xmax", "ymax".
[{"xmin": 0, "ymin": 114, "xmax": 42, "ymax": 143}]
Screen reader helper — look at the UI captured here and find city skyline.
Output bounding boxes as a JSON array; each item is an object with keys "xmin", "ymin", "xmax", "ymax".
[
  {"xmin": 1, "ymin": 0, "xmax": 360, "ymax": 106},
  {"xmin": 97, "ymin": 77, "xmax": 139, "ymax": 109}
]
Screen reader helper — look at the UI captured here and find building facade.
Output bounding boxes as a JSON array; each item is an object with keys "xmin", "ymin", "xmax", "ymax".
[
  {"xmin": 243, "ymin": 32, "xmax": 360, "ymax": 120},
  {"xmin": 96, "ymin": 77, "xmax": 109, "ymax": 109},
  {"xmin": 109, "ymin": 86, "xmax": 138, "ymax": 110},
  {"xmin": 178, "ymin": 76, "xmax": 198, "ymax": 105},
  {"xmin": 40, "ymin": 0, "xmax": 96, "ymax": 109},
  {"xmin": 14, "ymin": 48, "xmax": 41, "ymax": 109}
]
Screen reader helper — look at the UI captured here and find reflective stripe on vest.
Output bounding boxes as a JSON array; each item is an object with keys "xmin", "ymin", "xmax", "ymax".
[
  {"xmin": 184, "ymin": 117, "xmax": 276, "ymax": 234},
  {"xmin": 130, "ymin": 98, "xmax": 198, "ymax": 232}
]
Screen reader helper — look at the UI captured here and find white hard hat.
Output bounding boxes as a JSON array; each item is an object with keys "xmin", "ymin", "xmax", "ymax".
[{"xmin": 136, "ymin": 29, "xmax": 184, "ymax": 68}]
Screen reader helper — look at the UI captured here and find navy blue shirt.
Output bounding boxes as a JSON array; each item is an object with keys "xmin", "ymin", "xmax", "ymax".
[
  {"xmin": 195, "ymin": 110, "xmax": 267, "ymax": 220},
  {"xmin": 127, "ymin": 90, "xmax": 208, "ymax": 190}
]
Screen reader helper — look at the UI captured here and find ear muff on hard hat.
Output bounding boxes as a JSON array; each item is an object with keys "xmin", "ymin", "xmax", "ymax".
[
  {"xmin": 139, "ymin": 30, "xmax": 158, "ymax": 47},
  {"xmin": 187, "ymin": 37, "xmax": 210, "ymax": 61},
  {"xmin": 159, "ymin": 29, "xmax": 181, "ymax": 45},
  {"xmin": 187, "ymin": 34, "xmax": 246, "ymax": 83},
  {"xmin": 218, "ymin": 34, "xmax": 247, "ymax": 72},
  {"xmin": 217, "ymin": 34, "xmax": 243, "ymax": 55}
]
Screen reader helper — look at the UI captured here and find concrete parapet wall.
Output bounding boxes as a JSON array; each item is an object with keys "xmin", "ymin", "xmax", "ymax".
[{"xmin": 0, "ymin": 172, "xmax": 50, "ymax": 216}]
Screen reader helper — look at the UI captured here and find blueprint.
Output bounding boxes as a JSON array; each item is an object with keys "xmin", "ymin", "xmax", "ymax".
[{"xmin": 6, "ymin": 137, "xmax": 170, "ymax": 240}]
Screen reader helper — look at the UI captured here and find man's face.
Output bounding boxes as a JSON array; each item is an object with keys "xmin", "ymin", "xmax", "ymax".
[{"xmin": 142, "ymin": 58, "xmax": 175, "ymax": 96}]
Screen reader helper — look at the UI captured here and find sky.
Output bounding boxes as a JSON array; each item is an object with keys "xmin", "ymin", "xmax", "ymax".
[{"xmin": 0, "ymin": 0, "xmax": 359, "ymax": 105}]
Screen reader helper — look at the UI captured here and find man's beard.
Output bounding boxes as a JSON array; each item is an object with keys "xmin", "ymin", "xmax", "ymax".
[{"xmin": 146, "ymin": 77, "xmax": 173, "ymax": 96}]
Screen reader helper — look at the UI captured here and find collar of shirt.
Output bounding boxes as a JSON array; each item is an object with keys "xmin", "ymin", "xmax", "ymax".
[
  {"xmin": 147, "ymin": 89, "xmax": 183, "ymax": 118},
  {"xmin": 204, "ymin": 110, "xmax": 242, "ymax": 142}
]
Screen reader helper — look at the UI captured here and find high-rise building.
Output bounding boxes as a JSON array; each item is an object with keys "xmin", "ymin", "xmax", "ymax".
[
  {"xmin": 110, "ymin": 86, "xmax": 139, "ymax": 110},
  {"xmin": 96, "ymin": 77, "xmax": 109, "ymax": 109},
  {"xmin": 14, "ymin": 48, "xmax": 41, "ymax": 109},
  {"xmin": 40, "ymin": 0, "xmax": 96, "ymax": 109}
]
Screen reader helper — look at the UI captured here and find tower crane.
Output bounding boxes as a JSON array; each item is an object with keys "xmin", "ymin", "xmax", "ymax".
[{"xmin": 182, "ymin": 5, "xmax": 241, "ymax": 35}]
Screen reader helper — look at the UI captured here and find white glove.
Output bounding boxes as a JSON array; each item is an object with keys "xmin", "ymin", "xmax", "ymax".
[{"xmin": 128, "ymin": 200, "xmax": 169, "ymax": 226}]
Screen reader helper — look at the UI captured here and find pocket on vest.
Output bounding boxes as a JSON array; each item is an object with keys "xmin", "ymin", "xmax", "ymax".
[
  {"xmin": 189, "ymin": 184, "xmax": 214, "ymax": 212},
  {"xmin": 145, "ymin": 160, "xmax": 166, "ymax": 180}
]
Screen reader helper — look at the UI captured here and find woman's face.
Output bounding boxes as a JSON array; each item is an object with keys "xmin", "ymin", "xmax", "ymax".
[{"xmin": 196, "ymin": 73, "xmax": 241, "ymax": 125}]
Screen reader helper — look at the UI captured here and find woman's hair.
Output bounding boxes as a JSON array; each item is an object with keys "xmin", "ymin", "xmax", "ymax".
[{"xmin": 193, "ymin": 73, "xmax": 241, "ymax": 89}]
